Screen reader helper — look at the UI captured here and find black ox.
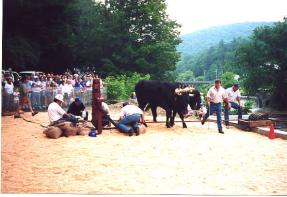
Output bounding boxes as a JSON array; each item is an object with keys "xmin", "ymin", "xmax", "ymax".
[{"xmin": 135, "ymin": 80, "xmax": 201, "ymax": 128}]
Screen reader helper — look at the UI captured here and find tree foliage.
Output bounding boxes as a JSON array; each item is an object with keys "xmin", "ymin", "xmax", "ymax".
[
  {"xmin": 104, "ymin": 72, "xmax": 150, "ymax": 101},
  {"xmin": 176, "ymin": 20, "xmax": 287, "ymax": 109},
  {"xmin": 3, "ymin": 0, "xmax": 181, "ymax": 79},
  {"xmin": 236, "ymin": 21, "xmax": 287, "ymax": 109}
]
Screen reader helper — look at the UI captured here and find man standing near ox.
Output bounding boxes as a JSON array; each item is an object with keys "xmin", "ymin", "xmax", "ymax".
[{"xmin": 201, "ymin": 79, "xmax": 230, "ymax": 134}]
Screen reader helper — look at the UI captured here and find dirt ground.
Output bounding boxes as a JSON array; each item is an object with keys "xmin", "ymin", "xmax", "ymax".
[{"xmin": 1, "ymin": 106, "xmax": 287, "ymax": 195}]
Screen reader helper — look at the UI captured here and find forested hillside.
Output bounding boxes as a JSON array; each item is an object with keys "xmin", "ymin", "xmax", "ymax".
[
  {"xmin": 175, "ymin": 21, "xmax": 287, "ymax": 109},
  {"xmin": 177, "ymin": 22, "xmax": 274, "ymax": 56}
]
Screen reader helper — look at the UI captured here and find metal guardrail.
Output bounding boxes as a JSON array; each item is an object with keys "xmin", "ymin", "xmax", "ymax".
[
  {"xmin": 1, "ymin": 88, "xmax": 97, "ymax": 113},
  {"xmin": 176, "ymin": 81, "xmax": 214, "ymax": 84}
]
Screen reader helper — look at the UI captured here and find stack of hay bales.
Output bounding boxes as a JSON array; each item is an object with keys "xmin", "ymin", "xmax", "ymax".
[{"xmin": 43, "ymin": 121, "xmax": 92, "ymax": 139}]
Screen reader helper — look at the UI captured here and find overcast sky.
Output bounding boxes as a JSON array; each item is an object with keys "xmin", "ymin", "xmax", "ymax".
[{"xmin": 166, "ymin": 0, "xmax": 287, "ymax": 35}]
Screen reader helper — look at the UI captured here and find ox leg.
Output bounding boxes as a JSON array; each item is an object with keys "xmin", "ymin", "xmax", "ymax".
[
  {"xmin": 165, "ymin": 109, "xmax": 172, "ymax": 128},
  {"xmin": 179, "ymin": 113, "xmax": 187, "ymax": 128},
  {"xmin": 151, "ymin": 106, "xmax": 157, "ymax": 122},
  {"xmin": 170, "ymin": 111, "xmax": 176, "ymax": 127}
]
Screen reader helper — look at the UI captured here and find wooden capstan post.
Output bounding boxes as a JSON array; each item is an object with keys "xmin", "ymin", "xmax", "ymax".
[{"xmin": 92, "ymin": 78, "xmax": 105, "ymax": 134}]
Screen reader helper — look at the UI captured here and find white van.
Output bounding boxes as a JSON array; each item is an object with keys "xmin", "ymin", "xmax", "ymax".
[
  {"xmin": 19, "ymin": 71, "xmax": 45, "ymax": 77},
  {"xmin": 2, "ymin": 70, "xmax": 21, "ymax": 82}
]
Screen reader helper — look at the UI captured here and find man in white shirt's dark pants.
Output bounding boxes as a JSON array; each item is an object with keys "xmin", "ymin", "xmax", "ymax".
[
  {"xmin": 224, "ymin": 84, "xmax": 242, "ymax": 127},
  {"xmin": 201, "ymin": 80, "xmax": 230, "ymax": 134},
  {"xmin": 118, "ymin": 102, "xmax": 145, "ymax": 136}
]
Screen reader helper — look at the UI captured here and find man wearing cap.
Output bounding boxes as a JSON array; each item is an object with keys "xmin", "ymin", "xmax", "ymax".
[
  {"xmin": 67, "ymin": 97, "xmax": 88, "ymax": 121},
  {"xmin": 201, "ymin": 79, "xmax": 230, "ymax": 134},
  {"xmin": 48, "ymin": 94, "xmax": 79, "ymax": 125},
  {"xmin": 224, "ymin": 84, "xmax": 242, "ymax": 128},
  {"xmin": 118, "ymin": 102, "xmax": 145, "ymax": 136}
]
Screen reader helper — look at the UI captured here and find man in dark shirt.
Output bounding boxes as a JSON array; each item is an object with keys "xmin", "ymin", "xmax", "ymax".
[{"xmin": 67, "ymin": 97, "xmax": 88, "ymax": 120}]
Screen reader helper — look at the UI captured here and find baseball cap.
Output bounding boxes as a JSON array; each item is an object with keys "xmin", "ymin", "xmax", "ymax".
[{"xmin": 55, "ymin": 94, "xmax": 64, "ymax": 103}]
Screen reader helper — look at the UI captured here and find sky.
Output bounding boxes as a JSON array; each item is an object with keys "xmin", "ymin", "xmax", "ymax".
[{"xmin": 166, "ymin": 0, "xmax": 287, "ymax": 35}]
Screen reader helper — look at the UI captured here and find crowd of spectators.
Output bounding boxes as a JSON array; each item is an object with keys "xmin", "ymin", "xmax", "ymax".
[{"xmin": 2, "ymin": 70, "xmax": 103, "ymax": 113}]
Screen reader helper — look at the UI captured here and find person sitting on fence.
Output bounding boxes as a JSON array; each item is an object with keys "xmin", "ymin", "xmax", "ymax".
[
  {"xmin": 67, "ymin": 97, "xmax": 88, "ymax": 121},
  {"xmin": 48, "ymin": 94, "xmax": 79, "ymax": 126},
  {"xmin": 118, "ymin": 101, "xmax": 145, "ymax": 136},
  {"xmin": 14, "ymin": 76, "xmax": 38, "ymax": 118}
]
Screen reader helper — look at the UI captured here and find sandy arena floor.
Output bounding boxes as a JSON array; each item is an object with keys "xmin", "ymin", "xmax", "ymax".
[{"xmin": 1, "ymin": 107, "xmax": 287, "ymax": 195}]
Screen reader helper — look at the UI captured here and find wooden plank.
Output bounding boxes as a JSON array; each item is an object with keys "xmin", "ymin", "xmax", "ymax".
[{"xmin": 238, "ymin": 119, "xmax": 273, "ymax": 131}]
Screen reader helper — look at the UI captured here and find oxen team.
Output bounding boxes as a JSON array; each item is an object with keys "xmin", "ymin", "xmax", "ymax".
[{"xmin": 135, "ymin": 80, "xmax": 201, "ymax": 128}]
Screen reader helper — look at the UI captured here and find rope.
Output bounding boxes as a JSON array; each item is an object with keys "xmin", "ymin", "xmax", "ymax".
[
  {"xmin": 21, "ymin": 117, "xmax": 49, "ymax": 128},
  {"xmin": 21, "ymin": 117, "xmax": 94, "ymax": 129}
]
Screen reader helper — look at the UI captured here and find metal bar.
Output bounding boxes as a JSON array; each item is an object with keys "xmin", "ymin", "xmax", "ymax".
[{"xmin": 143, "ymin": 120, "xmax": 202, "ymax": 123}]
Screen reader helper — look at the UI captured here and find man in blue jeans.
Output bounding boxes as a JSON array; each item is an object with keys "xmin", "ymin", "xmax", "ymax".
[
  {"xmin": 201, "ymin": 80, "xmax": 230, "ymax": 134},
  {"xmin": 118, "ymin": 102, "xmax": 145, "ymax": 136},
  {"xmin": 224, "ymin": 84, "xmax": 242, "ymax": 128}
]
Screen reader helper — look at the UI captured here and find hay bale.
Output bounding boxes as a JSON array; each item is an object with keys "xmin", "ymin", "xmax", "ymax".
[
  {"xmin": 77, "ymin": 126, "xmax": 90, "ymax": 136},
  {"xmin": 61, "ymin": 125, "xmax": 78, "ymax": 137},
  {"xmin": 43, "ymin": 126, "xmax": 63, "ymax": 139},
  {"xmin": 78, "ymin": 128, "xmax": 90, "ymax": 136}
]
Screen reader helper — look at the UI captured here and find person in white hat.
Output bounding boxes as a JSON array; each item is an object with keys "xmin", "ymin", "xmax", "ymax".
[{"xmin": 47, "ymin": 94, "xmax": 79, "ymax": 125}]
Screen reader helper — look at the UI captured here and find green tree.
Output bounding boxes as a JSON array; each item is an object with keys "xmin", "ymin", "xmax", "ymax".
[
  {"xmin": 3, "ymin": 0, "xmax": 181, "ymax": 78},
  {"xmin": 104, "ymin": 72, "xmax": 150, "ymax": 102},
  {"xmin": 236, "ymin": 20, "xmax": 287, "ymax": 109},
  {"xmin": 102, "ymin": 0, "xmax": 181, "ymax": 79},
  {"xmin": 3, "ymin": 0, "xmax": 74, "ymax": 71},
  {"xmin": 176, "ymin": 70, "xmax": 195, "ymax": 82},
  {"xmin": 220, "ymin": 71, "xmax": 237, "ymax": 88}
]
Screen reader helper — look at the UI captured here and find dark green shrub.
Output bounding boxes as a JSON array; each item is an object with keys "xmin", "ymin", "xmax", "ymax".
[
  {"xmin": 243, "ymin": 100, "xmax": 255, "ymax": 114},
  {"xmin": 104, "ymin": 72, "xmax": 150, "ymax": 102}
]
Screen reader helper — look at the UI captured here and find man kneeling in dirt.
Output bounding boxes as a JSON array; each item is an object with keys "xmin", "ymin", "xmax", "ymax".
[
  {"xmin": 118, "ymin": 102, "xmax": 145, "ymax": 136},
  {"xmin": 48, "ymin": 94, "xmax": 79, "ymax": 126},
  {"xmin": 67, "ymin": 97, "xmax": 88, "ymax": 121}
]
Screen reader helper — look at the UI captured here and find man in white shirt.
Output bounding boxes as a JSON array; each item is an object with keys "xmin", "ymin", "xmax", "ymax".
[
  {"xmin": 3, "ymin": 77, "xmax": 14, "ymax": 112},
  {"xmin": 31, "ymin": 76, "xmax": 42, "ymax": 109},
  {"xmin": 118, "ymin": 102, "xmax": 145, "ymax": 136},
  {"xmin": 201, "ymin": 79, "xmax": 230, "ymax": 134},
  {"xmin": 48, "ymin": 94, "xmax": 79, "ymax": 126},
  {"xmin": 61, "ymin": 80, "xmax": 74, "ymax": 107},
  {"xmin": 224, "ymin": 84, "xmax": 242, "ymax": 127}
]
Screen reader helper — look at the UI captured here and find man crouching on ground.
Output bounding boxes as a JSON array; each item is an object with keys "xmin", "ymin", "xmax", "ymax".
[
  {"xmin": 118, "ymin": 102, "xmax": 145, "ymax": 136},
  {"xmin": 48, "ymin": 94, "xmax": 79, "ymax": 126}
]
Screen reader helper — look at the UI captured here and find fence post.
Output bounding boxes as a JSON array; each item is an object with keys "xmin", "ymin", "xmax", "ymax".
[{"xmin": 92, "ymin": 78, "xmax": 105, "ymax": 134}]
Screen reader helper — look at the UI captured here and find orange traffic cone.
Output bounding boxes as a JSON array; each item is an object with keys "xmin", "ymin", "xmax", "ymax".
[{"xmin": 269, "ymin": 123, "xmax": 275, "ymax": 139}]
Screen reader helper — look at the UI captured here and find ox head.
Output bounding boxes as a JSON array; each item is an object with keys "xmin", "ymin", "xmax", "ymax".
[
  {"xmin": 174, "ymin": 86, "xmax": 195, "ymax": 117},
  {"xmin": 188, "ymin": 89, "xmax": 201, "ymax": 110}
]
